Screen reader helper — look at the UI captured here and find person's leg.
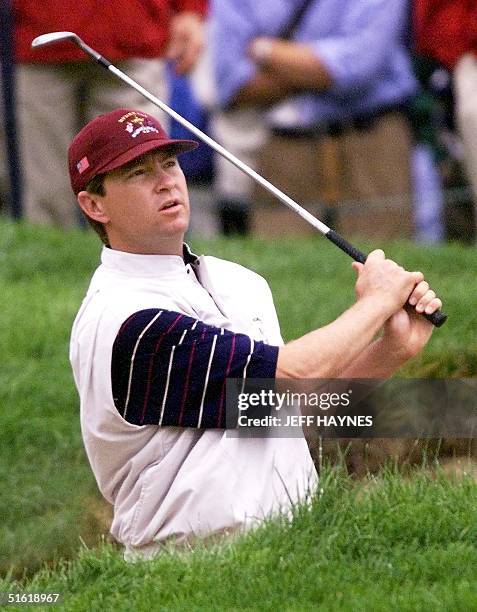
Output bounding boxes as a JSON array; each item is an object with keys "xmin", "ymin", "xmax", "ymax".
[
  {"xmin": 339, "ymin": 111, "xmax": 414, "ymax": 239},
  {"xmin": 211, "ymin": 108, "xmax": 267, "ymax": 235},
  {"xmin": 411, "ymin": 143, "xmax": 445, "ymax": 243},
  {"xmin": 455, "ymin": 53, "xmax": 477, "ymax": 238},
  {"xmin": 17, "ymin": 63, "xmax": 78, "ymax": 227},
  {"xmin": 86, "ymin": 58, "xmax": 169, "ymax": 125},
  {"xmin": 251, "ymin": 133, "xmax": 333, "ymax": 237}
]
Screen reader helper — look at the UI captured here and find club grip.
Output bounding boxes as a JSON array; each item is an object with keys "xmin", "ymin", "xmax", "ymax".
[
  {"xmin": 325, "ymin": 230, "xmax": 447, "ymax": 328},
  {"xmin": 326, "ymin": 229, "xmax": 367, "ymax": 264},
  {"xmin": 421, "ymin": 308, "xmax": 447, "ymax": 328}
]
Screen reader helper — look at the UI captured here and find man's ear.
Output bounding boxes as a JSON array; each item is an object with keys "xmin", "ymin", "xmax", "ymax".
[{"xmin": 77, "ymin": 191, "xmax": 110, "ymax": 224}]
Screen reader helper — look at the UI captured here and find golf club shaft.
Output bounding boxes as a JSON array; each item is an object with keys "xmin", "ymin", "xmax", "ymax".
[
  {"xmin": 109, "ymin": 66, "xmax": 329, "ymax": 234},
  {"xmin": 32, "ymin": 33, "xmax": 447, "ymax": 328}
]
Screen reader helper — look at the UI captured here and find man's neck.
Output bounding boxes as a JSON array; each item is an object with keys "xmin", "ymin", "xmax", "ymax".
[{"xmin": 108, "ymin": 236, "xmax": 185, "ymax": 258}]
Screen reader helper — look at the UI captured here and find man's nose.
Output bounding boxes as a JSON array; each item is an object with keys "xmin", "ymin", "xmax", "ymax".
[{"xmin": 154, "ymin": 166, "xmax": 176, "ymax": 191}]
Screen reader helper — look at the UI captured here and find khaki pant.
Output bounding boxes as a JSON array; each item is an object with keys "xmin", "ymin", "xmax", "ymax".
[
  {"xmin": 14, "ymin": 59, "xmax": 168, "ymax": 227},
  {"xmin": 212, "ymin": 109, "xmax": 413, "ymax": 239}
]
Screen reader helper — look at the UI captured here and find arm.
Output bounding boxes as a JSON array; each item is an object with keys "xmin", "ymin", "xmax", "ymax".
[
  {"xmin": 277, "ymin": 250, "xmax": 441, "ymax": 379},
  {"xmin": 111, "ymin": 309, "xmax": 278, "ymax": 428},
  {"xmin": 231, "ymin": 70, "xmax": 296, "ymax": 109},
  {"xmin": 211, "ymin": 0, "xmax": 290, "ymax": 108},
  {"xmin": 246, "ymin": 39, "xmax": 333, "ymax": 93},
  {"xmin": 231, "ymin": 40, "xmax": 332, "ymax": 107},
  {"xmin": 231, "ymin": 34, "xmax": 334, "ymax": 108},
  {"xmin": 276, "ymin": 297, "xmax": 390, "ymax": 379},
  {"xmin": 167, "ymin": 1, "xmax": 206, "ymax": 74},
  {"xmin": 111, "ymin": 253, "xmax": 440, "ymax": 429},
  {"xmin": 238, "ymin": 0, "xmax": 409, "ymax": 104}
]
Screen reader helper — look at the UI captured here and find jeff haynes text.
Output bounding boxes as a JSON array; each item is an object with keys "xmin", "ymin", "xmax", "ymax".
[{"xmin": 237, "ymin": 414, "xmax": 374, "ymax": 427}]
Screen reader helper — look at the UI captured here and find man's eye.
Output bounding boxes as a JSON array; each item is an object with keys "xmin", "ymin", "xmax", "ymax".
[{"xmin": 128, "ymin": 168, "xmax": 146, "ymax": 177}]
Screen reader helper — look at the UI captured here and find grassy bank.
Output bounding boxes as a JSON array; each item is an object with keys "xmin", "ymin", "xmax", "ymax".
[
  {"xmin": 0, "ymin": 219, "xmax": 476, "ymax": 584},
  {"xmin": 2, "ymin": 468, "xmax": 477, "ymax": 611}
]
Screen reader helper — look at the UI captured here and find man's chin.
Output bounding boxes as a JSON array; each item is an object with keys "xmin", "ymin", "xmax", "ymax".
[
  {"xmin": 158, "ymin": 218, "xmax": 189, "ymax": 240},
  {"xmin": 169, "ymin": 217, "xmax": 189, "ymax": 234}
]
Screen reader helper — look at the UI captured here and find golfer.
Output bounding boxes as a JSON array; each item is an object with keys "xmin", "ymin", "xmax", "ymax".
[{"xmin": 68, "ymin": 108, "xmax": 441, "ymax": 560}]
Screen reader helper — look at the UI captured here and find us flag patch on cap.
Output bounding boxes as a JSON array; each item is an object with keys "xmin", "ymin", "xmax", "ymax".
[{"xmin": 76, "ymin": 156, "xmax": 90, "ymax": 174}]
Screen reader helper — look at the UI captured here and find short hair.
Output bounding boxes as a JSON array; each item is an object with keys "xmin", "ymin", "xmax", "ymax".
[{"xmin": 83, "ymin": 174, "xmax": 110, "ymax": 246}]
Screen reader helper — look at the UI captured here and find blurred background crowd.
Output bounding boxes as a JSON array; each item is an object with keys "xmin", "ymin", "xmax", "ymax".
[{"xmin": 1, "ymin": 0, "xmax": 476, "ymax": 243}]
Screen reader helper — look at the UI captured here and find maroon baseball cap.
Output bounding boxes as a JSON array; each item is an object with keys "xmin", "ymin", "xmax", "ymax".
[{"xmin": 68, "ymin": 108, "xmax": 199, "ymax": 194}]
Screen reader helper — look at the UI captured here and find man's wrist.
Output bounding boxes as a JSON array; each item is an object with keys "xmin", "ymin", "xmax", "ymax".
[
  {"xmin": 354, "ymin": 295, "xmax": 396, "ymax": 329},
  {"xmin": 373, "ymin": 335, "xmax": 411, "ymax": 367}
]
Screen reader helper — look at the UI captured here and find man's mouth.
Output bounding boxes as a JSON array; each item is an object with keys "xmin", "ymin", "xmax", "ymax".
[{"xmin": 160, "ymin": 200, "xmax": 181, "ymax": 212}]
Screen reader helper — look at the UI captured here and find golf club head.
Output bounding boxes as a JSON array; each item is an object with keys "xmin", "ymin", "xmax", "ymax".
[{"xmin": 31, "ymin": 31, "xmax": 82, "ymax": 49}]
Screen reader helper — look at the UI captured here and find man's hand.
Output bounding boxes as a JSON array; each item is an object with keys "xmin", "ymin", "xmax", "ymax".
[
  {"xmin": 380, "ymin": 280, "xmax": 442, "ymax": 360},
  {"xmin": 335, "ymin": 254, "xmax": 442, "ymax": 378},
  {"xmin": 352, "ymin": 250, "xmax": 424, "ymax": 319},
  {"xmin": 353, "ymin": 251, "xmax": 442, "ymax": 362},
  {"xmin": 167, "ymin": 12, "xmax": 204, "ymax": 74}
]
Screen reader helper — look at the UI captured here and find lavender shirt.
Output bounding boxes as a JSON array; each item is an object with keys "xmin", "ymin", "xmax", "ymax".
[{"xmin": 211, "ymin": 0, "xmax": 418, "ymax": 126}]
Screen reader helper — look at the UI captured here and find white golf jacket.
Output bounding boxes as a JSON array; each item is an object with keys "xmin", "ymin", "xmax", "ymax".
[{"xmin": 70, "ymin": 246, "xmax": 317, "ymax": 558}]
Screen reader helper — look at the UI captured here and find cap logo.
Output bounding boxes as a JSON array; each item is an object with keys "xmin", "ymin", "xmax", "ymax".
[
  {"xmin": 76, "ymin": 156, "xmax": 90, "ymax": 174},
  {"xmin": 118, "ymin": 111, "xmax": 159, "ymax": 139},
  {"xmin": 69, "ymin": 109, "xmax": 198, "ymax": 194}
]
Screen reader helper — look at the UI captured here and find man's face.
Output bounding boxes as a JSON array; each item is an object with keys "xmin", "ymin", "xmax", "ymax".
[{"xmin": 91, "ymin": 149, "xmax": 190, "ymax": 254}]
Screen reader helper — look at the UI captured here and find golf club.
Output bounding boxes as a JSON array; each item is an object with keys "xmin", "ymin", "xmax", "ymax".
[{"xmin": 32, "ymin": 31, "xmax": 447, "ymax": 327}]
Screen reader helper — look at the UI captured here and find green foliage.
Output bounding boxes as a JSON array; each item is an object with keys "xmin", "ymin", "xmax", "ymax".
[
  {"xmin": 0, "ymin": 221, "xmax": 103, "ymax": 577},
  {"xmin": 2, "ymin": 468, "xmax": 477, "ymax": 611},
  {"xmin": 0, "ymin": 219, "xmax": 476, "ymax": 603}
]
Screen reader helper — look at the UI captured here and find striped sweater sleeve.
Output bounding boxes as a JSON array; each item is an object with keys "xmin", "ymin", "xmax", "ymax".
[{"xmin": 111, "ymin": 309, "xmax": 279, "ymax": 428}]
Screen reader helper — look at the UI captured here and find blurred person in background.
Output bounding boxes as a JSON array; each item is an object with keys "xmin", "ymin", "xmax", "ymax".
[
  {"xmin": 414, "ymin": 0, "xmax": 477, "ymax": 241},
  {"xmin": 407, "ymin": 56, "xmax": 447, "ymax": 243},
  {"xmin": 209, "ymin": 0, "xmax": 418, "ymax": 238},
  {"xmin": 10, "ymin": 0, "xmax": 206, "ymax": 227}
]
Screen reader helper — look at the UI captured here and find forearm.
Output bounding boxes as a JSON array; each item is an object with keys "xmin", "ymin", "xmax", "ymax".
[
  {"xmin": 277, "ymin": 251, "xmax": 437, "ymax": 381},
  {"xmin": 339, "ymin": 304, "xmax": 438, "ymax": 379},
  {"xmin": 338, "ymin": 336, "xmax": 409, "ymax": 379},
  {"xmin": 261, "ymin": 42, "xmax": 333, "ymax": 91},
  {"xmin": 230, "ymin": 71, "xmax": 293, "ymax": 108},
  {"xmin": 231, "ymin": 41, "xmax": 333, "ymax": 108},
  {"xmin": 277, "ymin": 298, "xmax": 391, "ymax": 379}
]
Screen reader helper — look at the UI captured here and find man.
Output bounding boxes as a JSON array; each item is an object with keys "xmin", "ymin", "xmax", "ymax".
[
  {"xmin": 414, "ymin": 0, "xmax": 477, "ymax": 240},
  {"xmin": 69, "ymin": 108, "xmax": 441, "ymax": 560},
  {"xmin": 210, "ymin": 0, "xmax": 417, "ymax": 237},
  {"xmin": 10, "ymin": 0, "xmax": 205, "ymax": 227}
]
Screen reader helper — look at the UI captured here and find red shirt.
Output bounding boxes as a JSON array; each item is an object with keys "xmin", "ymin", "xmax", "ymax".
[
  {"xmin": 414, "ymin": 0, "xmax": 477, "ymax": 69},
  {"xmin": 15, "ymin": 0, "xmax": 207, "ymax": 63}
]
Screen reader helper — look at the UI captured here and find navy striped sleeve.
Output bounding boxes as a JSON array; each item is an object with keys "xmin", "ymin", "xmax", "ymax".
[{"xmin": 111, "ymin": 309, "xmax": 279, "ymax": 428}]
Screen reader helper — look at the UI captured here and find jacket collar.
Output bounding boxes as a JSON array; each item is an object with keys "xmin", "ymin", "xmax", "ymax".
[{"xmin": 100, "ymin": 243, "xmax": 199, "ymax": 277}]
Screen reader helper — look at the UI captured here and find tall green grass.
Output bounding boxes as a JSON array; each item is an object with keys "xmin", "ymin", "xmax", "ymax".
[
  {"xmin": 3, "ymin": 467, "xmax": 477, "ymax": 611},
  {"xmin": 0, "ymin": 219, "xmax": 476, "ymax": 585}
]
